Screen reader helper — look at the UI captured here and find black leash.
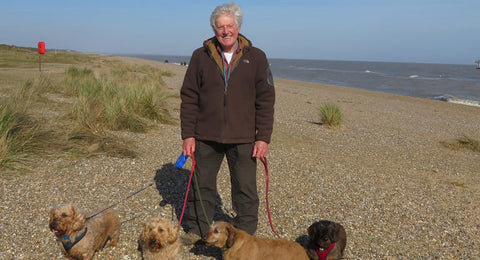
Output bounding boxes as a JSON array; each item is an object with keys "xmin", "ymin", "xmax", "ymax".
[{"xmin": 86, "ymin": 183, "xmax": 153, "ymax": 220}]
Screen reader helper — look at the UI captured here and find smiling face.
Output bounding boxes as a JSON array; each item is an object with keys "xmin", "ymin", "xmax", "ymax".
[{"xmin": 214, "ymin": 14, "xmax": 240, "ymax": 53}]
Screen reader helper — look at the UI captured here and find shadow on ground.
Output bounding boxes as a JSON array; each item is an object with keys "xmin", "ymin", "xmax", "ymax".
[
  {"xmin": 153, "ymin": 163, "xmax": 309, "ymax": 259},
  {"xmin": 153, "ymin": 163, "xmax": 231, "ymax": 259}
]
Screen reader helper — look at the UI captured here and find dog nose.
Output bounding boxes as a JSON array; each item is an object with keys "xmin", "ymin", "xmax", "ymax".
[
  {"xmin": 150, "ymin": 238, "xmax": 156, "ymax": 243},
  {"xmin": 50, "ymin": 222, "xmax": 57, "ymax": 229}
]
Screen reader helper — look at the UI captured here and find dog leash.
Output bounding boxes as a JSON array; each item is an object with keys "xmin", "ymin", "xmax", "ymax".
[
  {"xmin": 178, "ymin": 154, "xmax": 195, "ymax": 226},
  {"xmin": 86, "ymin": 183, "xmax": 153, "ymax": 220},
  {"xmin": 178, "ymin": 155, "xmax": 281, "ymax": 239},
  {"xmin": 259, "ymin": 157, "xmax": 281, "ymax": 239},
  {"xmin": 178, "ymin": 155, "xmax": 210, "ymax": 227}
]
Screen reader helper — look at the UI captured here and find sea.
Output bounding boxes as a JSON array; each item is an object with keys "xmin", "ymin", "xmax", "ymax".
[{"xmin": 123, "ymin": 54, "xmax": 480, "ymax": 107}]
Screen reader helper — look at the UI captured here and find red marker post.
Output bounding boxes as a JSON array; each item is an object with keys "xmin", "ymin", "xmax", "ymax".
[{"xmin": 38, "ymin": 41, "xmax": 45, "ymax": 71}]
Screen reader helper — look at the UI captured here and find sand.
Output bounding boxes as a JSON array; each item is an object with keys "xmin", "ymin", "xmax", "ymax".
[{"xmin": 1, "ymin": 55, "xmax": 479, "ymax": 259}]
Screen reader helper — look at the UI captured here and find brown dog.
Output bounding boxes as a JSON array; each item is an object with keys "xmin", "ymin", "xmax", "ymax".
[
  {"xmin": 138, "ymin": 217, "xmax": 181, "ymax": 260},
  {"xmin": 49, "ymin": 204, "xmax": 120, "ymax": 260},
  {"xmin": 205, "ymin": 221, "xmax": 309, "ymax": 260},
  {"xmin": 306, "ymin": 220, "xmax": 346, "ymax": 260}
]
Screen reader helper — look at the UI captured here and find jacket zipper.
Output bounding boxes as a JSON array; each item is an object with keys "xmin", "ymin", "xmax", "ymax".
[{"xmin": 221, "ymin": 54, "xmax": 230, "ymax": 142}]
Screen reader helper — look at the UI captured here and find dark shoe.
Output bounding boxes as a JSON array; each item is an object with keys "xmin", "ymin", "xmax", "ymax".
[{"xmin": 181, "ymin": 232, "xmax": 202, "ymax": 246}]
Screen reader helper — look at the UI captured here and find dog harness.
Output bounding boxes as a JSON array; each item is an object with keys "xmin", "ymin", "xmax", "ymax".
[
  {"xmin": 62, "ymin": 227, "xmax": 88, "ymax": 253},
  {"xmin": 314, "ymin": 242, "xmax": 335, "ymax": 260}
]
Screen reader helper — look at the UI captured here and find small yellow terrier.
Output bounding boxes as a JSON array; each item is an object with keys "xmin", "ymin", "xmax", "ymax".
[
  {"xmin": 49, "ymin": 204, "xmax": 120, "ymax": 260},
  {"xmin": 138, "ymin": 217, "xmax": 181, "ymax": 260}
]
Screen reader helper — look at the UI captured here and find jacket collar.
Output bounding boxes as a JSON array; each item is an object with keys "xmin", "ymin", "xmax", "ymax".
[{"xmin": 203, "ymin": 34, "xmax": 252, "ymax": 70}]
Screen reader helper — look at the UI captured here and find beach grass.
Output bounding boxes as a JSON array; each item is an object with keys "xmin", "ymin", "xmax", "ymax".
[
  {"xmin": 0, "ymin": 44, "xmax": 93, "ymax": 69},
  {"xmin": 319, "ymin": 103, "xmax": 342, "ymax": 127},
  {"xmin": 0, "ymin": 45, "xmax": 175, "ymax": 172},
  {"xmin": 0, "ymin": 99, "xmax": 37, "ymax": 169},
  {"xmin": 441, "ymin": 135, "xmax": 480, "ymax": 153}
]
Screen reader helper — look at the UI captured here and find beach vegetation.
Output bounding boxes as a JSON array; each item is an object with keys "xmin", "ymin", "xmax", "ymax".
[
  {"xmin": 440, "ymin": 136, "xmax": 480, "ymax": 153},
  {"xmin": 450, "ymin": 181, "xmax": 467, "ymax": 188},
  {"xmin": 0, "ymin": 45, "xmax": 176, "ymax": 173},
  {"xmin": 0, "ymin": 85, "xmax": 41, "ymax": 170},
  {"xmin": 65, "ymin": 64, "xmax": 174, "ymax": 132},
  {"xmin": 319, "ymin": 103, "xmax": 342, "ymax": 127}
]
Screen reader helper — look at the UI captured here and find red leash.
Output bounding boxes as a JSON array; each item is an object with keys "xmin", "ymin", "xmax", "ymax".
[
  {"xmin": 178, "ymin": 155, "xmax": 196, "ymax": 226},
  {"xmin": 178, "ymin": 155, "xmax": 280, "ymax": 239},
  {"xmin": 259, "ymin": 157, "xmax": 281, "ymax": 239}
]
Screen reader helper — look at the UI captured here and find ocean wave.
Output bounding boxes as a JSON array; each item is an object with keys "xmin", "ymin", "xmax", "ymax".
[
  {"xmin": 406, "ymin": 74, "xmax": 445, "ymax": 81},
  {"xmin": 434, "ymin": 95, "xmax": 480, "ymax": 107}
]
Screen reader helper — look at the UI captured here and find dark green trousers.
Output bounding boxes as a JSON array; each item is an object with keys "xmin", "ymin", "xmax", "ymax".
[{"xmin": 186, "ymin": 140, "xmax": 259, "ymax": 238}]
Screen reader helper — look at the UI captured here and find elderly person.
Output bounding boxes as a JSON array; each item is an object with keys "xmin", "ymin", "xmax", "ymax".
[{"xmin": 180, "ymin": 2, "xmax": 275, "ymax": 244}]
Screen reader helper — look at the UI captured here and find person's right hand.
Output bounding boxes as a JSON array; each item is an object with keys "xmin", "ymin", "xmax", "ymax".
[{"xmin": 182, "ymin": 137, "xmax": 196, "ymax": 157}]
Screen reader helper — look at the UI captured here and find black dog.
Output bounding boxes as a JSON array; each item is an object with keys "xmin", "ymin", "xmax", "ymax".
[{"xmin": 306, "ymin": 220, "xmax": 346, "ymax": 260}]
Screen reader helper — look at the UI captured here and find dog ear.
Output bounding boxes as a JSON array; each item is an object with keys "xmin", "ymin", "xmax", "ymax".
[
  {"xmin": 49, "ymin": 208, "xmax": 55, "ymax": 222},
  {"xmin": 329, "ymin": 223, "xmax": 340, "ymax": 242},
  {"xmin": 140, "ymin": 223, "xmax": 149, "ymax": 242},
  {"xmin": 226, "ymin": 224, "xmax": 237, "ymax": 248},
  {"xmin": 168, "ymin": 224, "xmax": 180, "ymax": 243},
  {"xmin": 71, "ymin": 205, "xmax": 86, "ymax": 231},
  {"xmin": 307, "ymin": 222, "xmax": 318, "ymax": 238}
]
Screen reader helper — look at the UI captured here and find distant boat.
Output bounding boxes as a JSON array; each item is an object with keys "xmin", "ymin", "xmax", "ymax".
[{"xmin": 476, "ymin": 60, "xmax": 480, "ymax": 69}]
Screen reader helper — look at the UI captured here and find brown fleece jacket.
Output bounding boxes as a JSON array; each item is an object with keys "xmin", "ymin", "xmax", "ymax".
[{"xmin": 180, "ymin": 34, "xmax": 275, "ymax": 144}]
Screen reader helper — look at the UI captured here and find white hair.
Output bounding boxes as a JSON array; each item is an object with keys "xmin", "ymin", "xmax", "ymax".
[{"xmin": 210, "ymin": 2, "xmax": 243, "ymax": 29}]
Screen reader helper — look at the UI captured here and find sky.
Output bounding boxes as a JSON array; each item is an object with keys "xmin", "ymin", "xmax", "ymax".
[{"xmin": 1, "ymin": 0, "xmax": 479, "ymax": 65}]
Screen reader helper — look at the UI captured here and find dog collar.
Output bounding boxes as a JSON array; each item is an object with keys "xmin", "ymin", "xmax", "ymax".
[
  {"xmin": 313, "ymin": 242, "xmax": 335, "ymax": 260},
  {"xmin": 221, "ymin": 243, "xmax": 231, "ymax": 252},
  {"xmin": 62, "ymin": 227, "xmax": 88, "ymax": 252}
]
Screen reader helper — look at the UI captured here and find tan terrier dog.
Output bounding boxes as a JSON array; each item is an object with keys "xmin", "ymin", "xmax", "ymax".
[
  {"xmin": 205, "ymin": 221, "xmax": 309, "ymax": 260},
  {"xmin": 138, "ymin": 217, "xmax": 181, "ymax": 260},
  {"xmin": 49, "ymin": 204, "xmax": 120, "ymax": 260}
]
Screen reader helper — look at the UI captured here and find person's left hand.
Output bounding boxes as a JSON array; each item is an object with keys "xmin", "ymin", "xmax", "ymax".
[{"xmin": 252, "ymin": 140, "xmax": 268, "ymax": 159}]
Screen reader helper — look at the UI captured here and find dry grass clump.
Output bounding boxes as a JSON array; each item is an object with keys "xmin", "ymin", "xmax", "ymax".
[
  {"xmin": 0, "ymin": 101, "xmax": 37, "ymax": 169},
  {"xmin": 65, "ymin": 65, "xmax": 174, "ymax": 132},
  {"xmin": 0, "ymin": 45, "xmax": 176, "ymax": 173},
  {"xmin": 440, "ymin": 136, "xmax": 480, "ymax": 153},
  {"xmin": 0, "ymin": 81, "xmax": 55, "ymax": 171},
  {"xmin": 319, "ymin": 103, "xmax": 342, "ymax": 127}
]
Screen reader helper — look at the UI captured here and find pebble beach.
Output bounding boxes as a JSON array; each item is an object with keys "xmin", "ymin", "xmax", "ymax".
[{"xmin": 1, "ymin": 55, "xmax": 479, "ymax": 259}]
